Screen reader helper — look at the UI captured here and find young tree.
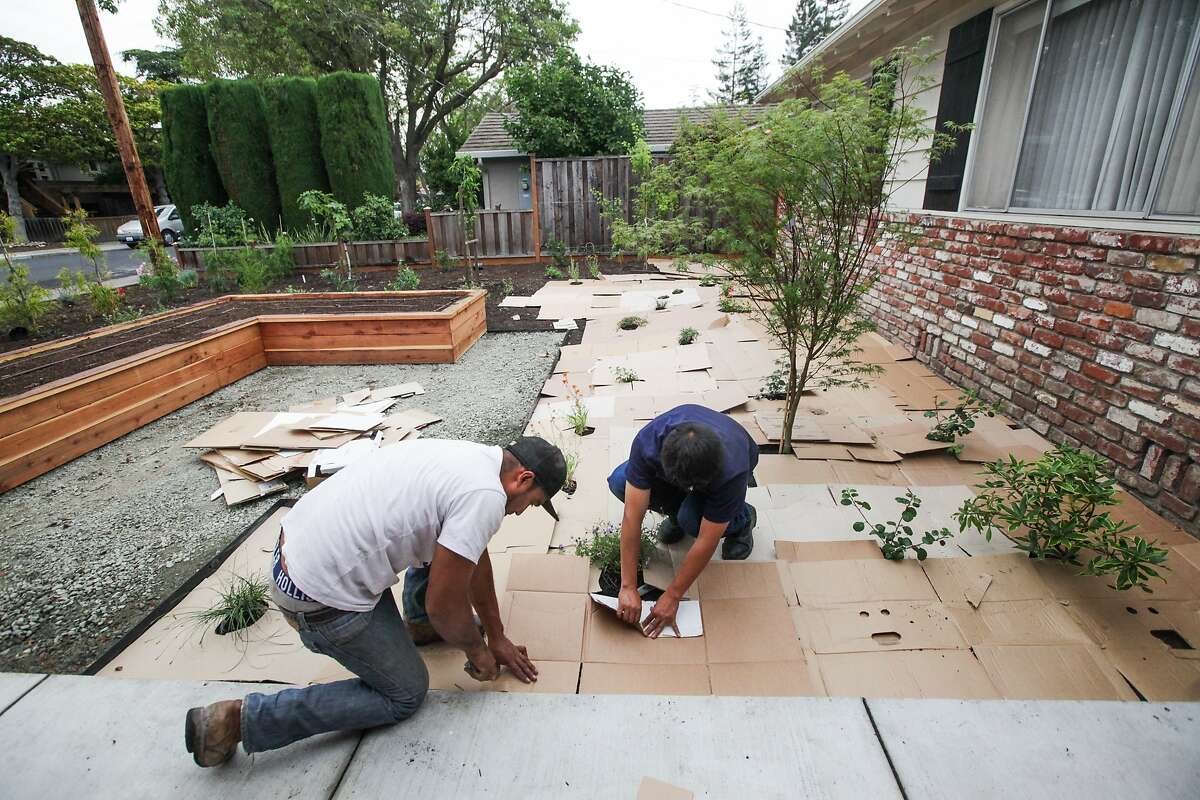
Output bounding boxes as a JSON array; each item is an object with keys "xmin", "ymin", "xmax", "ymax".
[
  {"xmin": 617, "ymin": 47, "xmax": 951, "ymax": 453},
  {"xmin": 158, "ymin": 0, "xmax": 576, "ymax": 211},
  {"xmin": 121, "ymin": 47, "xmax": 184, "ymax": 82},
  {"xmin": 710, "ymin": 2, "xmax": 768, "ymax": 105},
  {"xmin": 0, "ymin": 37, "xmax": 163, "ymax": 240},
  {"xmin": 503, "ymin": 49, "xmax": 643, "ymax": 158},
  {"xmin": 781, "ymin": 0, "xmax": 848, "ymax": 67}
]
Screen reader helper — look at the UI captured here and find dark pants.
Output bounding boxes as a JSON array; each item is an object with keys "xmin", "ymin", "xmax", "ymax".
[{"xmin": 606, "ymin": 461, "xmax": 754, "ymax": 537}]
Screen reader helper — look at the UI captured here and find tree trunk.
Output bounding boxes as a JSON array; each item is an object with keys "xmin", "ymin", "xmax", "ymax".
[
  {"xmin": 779, "ymin": 351, "xmax": 808, "ymax": 455},
  {"xmin": 395, "ymin": 148, "xmax": 420, "ymax": 213},
  {"xmin": 0, "ymin": 155, "xmax": 28, "ymax": 242}
]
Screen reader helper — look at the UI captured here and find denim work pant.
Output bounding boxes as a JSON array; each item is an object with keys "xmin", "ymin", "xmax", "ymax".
[
  {"xmin": 606, "ymin": 461, "xmax": 754, "ymax": 538},
  {"xmin": 240, "ymin": 588, "xmax": 429, "ymax": 753},
  {"xmin": 401, "ymin": 565, "xmax": 432, "ymax": 624}
]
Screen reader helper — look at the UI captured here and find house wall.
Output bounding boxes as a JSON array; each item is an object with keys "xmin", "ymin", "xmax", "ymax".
[
  {"xmin": 481, "ymin": 157, "xmax": 529, "ymax": 211},
  {"xmin": 865, "ymin": 212, "xmax": 1200, "ymax": 533}
]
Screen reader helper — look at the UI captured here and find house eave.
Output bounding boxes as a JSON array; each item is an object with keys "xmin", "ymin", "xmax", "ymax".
[{"xmin": 455, "ymin": 148, "xmax": 525, "ymax": 160}]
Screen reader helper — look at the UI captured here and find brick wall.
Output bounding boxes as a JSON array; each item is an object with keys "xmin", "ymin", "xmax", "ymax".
[{"xmin": 864, "ymin": 213, "xmax": 1200, "ymax": 536}]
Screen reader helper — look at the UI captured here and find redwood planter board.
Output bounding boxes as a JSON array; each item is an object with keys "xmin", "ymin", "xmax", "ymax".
[{"xmin": 0, "ymin": 290, "xmax": 484, "ymax": 493}]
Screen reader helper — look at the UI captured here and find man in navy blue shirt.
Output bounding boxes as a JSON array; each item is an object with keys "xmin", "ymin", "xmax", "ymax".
[{"xmin": 607, "ymin": 404, "xmax": 758, "ymax": 637}]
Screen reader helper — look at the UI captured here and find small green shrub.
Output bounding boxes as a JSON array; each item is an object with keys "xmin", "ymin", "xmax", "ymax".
[
  {"xmin": 297, "ymin": 190, "xmax": 352, "ymax": 241},
  {"xmin": 0, "ymin": 262, "xmax": 54, "ymax": 332},
  {"xmin": 63, "ymin": 208, "xmax": 106, "ymax": 280},
  {"xmin": 678, "ymin": 326, "xmax": 699, "ymax": 345},
  {"xmin": 954, "ymin": 446, "xmax": 1168, "ymax": 592},
  {"xmin": 612, "ymin": 366, "xmax": 640, "ymax": 383},
  {"xmin": 499, "ymin": 277, "xmax": 515, "ymax": 298},
  {"xmin": 567, "ymin": 260, "xmax": 581, "ymax": 283},
  {"xmin": 840, "ymin": 488, "xmax": 952, "ymax": 560},
  {"xmin": 618, "ymin": 315, "xmax": 646, "ymax": 331},
  {"xmin": 759, "ymin": 362, "xmax": 787, "ymax": 400},
  {"xmin": 388, "ymin": 265, "xmax": 421, "ymax": 291},
  {"xmin": 544, "ymin": 265, "xmax": 564, "ymax": 280},
  {"xmin": 718, "ymin": 295, "xmax": 751, "ymax": 313},
  {"xmin": 56, "ymin": 268, "xmax": 90, "ymax": 305},
  {"xmin": 433, "ymin": 249, "xmax": 452, "ymax": 271},
  {"xmin": 546, "ymin": 238, "xmax": 569, "ymax": 270},
  {"xmin": 925, "ymin": 390, "xmax": 999, "ymax": 453},
  {"xmin": 351, "ymin": 192, "xmax": 408, "ymax": 240},
  {"xmin": 574, "ymin": 520, "xmax": 657, "ymax": 573},
  {"xmin": 189, "ymin": 201, "xmax": 262, "ymax": 247},
  {"xmin": 203, "ymin": 237, "xmax": 294, "ymax": 294},
  {"xmin": 698, "ymin": 275, "xmax": 717, "ymax": 287},
  {"xmin": 585, "ymin": 252, "xmax": 601, "ymax": 279},
  {"xmin": 84, "ymin": 281, "xmax": 123, "ymax": 320},
  {"xmin": 320, "ymin": 267, "xmax": 358, "ymax": 292},
  {"xmin": 138, "ymin": 239, "xmax": 186, "ymax": 306},
  {"xmin": 193, "ymin": 573, "xmax": 270, "ymax": 637}
]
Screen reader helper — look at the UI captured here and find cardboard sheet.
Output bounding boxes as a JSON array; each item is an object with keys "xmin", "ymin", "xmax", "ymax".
[
  {"xmin": 1062, "ymin": 598, "xmax": 1200, "ymax": 651},
  {"xmin": 184, "ymin": 412, "xmax": 279, "ymax": 449},
  {"xmin": 973, "ymin": 644, "xmax": 1138, "ymax": 700},
  {"xmin": 948, "ymin": 600, "xmax": 1091, "ymax": 647},
  {"xmin": 506, "ymin": 553, "xmax": 591, "ymax": 594},
  {"xmin": 367, "ymin": 382, "xmax": 425, "ymax": 402},
  {"xmin": 703, "ymin": 596, "xmax": 804, "ymax": 663},
  {"xmin": 1100, "ymin": 646, "xmax": 1200, "ymax": 700},
  {"xmin": 487, "ymin": 510, "xmax": 555, "ymax": 554},
  {"xmin": 582, "ymin": 603, "xmax": 707, "ymax": 665},
  {"xmin": 694, "ymin": 561, "xmax": 787, "ymax": 600},
  {"xmin": 774, "ymin": 540, "xmax": 884, "ymax": 562},
  {"xmin": 383, "ymin": 408, "xmax": 444, "ymax": 430},
  {"xmin": 637, "ymin": 777, "xmax": 695, "ymax": 800},
  {"xmin": 589, "ymin": 594, "xmax": 703, "ymax": 638},
  {"xmin": 578, "ymin": 662, "xmax": 711, "ymax": 695},
  {"xmin": 797, "ymin": 602, "xmax": 968, "ymax": 654},
  {"xmin": 300, "ymin": 412, "xmax": 384, "ymax": 432},
  {"xmin": 921, "ymin": 555, "xmax": 1053, "ymax": 606},
  {"xmin": 707, "ymin": 660, "xmax": 826, "ymax": 697},
  {"xmin": 789, "ymin": 559, "xmax": 938, "ymax": 606},
  {"xmin": 817, "ymin": 650, "xmax": 1001, "ymax": 700},
  {"xmin": 501, "ymin": 591, "xmax": 587, "ymax": 662},
  {"xmin": 421, "ymin": 650, "xmax": 580, "ymax": 694}
]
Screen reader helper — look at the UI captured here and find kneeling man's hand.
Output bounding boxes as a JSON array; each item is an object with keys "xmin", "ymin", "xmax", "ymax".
[
  {"xmin": 488, "ymin": 635, "xmax": 539, "ymax": 683},
  {"xmin": 642, "ymin": 592, "xmax": 682, "ymax": 639}
]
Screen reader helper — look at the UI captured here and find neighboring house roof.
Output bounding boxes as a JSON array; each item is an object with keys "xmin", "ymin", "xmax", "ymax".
[
  {"xmin": 757, "ymin": 0, "xmax": 957, "ymax": 103},
  {"xmin": 458, "ymin": 105, "xmax": 776, "ymax": 158}
]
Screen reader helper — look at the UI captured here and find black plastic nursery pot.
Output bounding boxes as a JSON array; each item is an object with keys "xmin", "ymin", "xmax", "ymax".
[{"xmin": 597, "ymin": 567, "xmax": 643, "ymax": 597}]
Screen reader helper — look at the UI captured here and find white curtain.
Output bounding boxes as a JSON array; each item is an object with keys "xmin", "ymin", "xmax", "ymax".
[
  {"xmin": 1155, "ymin": 62, "xmax": 1200, "ymax": 215},
  {"xmin": 1012, "ymin": 0, "xmax": 1199, "ymax": 211},
  {"xmin": 966, "ymin": 0, "xmax": 1047, "ymax": 209}
]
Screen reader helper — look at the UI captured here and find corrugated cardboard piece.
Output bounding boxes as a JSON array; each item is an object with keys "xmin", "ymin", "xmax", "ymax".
[
  {"xmin": 579, "ymin": 663, "xmax": 710, "ymax": 695},
  {"xmin": 421, "ymin": 650, "xmax": 580, "ymax": 694},
  {"xmin": 948, "ymin": 600, "xmax": 1091, "ymax": 646},
  {"xmin": 775, "ymin": 540, "xmax": 884, "ymax": 562},
  {"xmin": 797, "ymin": 602, "xmax": 968, "ymax": 654},
  {"xmin": 1100, "ymin": 647, "xmax": 1200, "ymax": 700},
  {"xmin": 790, "ymin": 559, "xmax": 937, "ymax": 606},
  {"xmin": 582, "ymin": 603, "xmax": 708, "ymax": 665},
  {"xmin": 708, "ymin": 660, "xmax": 825, "ymax": 697},
  {"xmin": 506, "ymin": 553, "xmax": 591, "ymax": 594},
  {"xmin": 502, "ymin": 591, "xmax": 587, "ymax": 662},
  {"xmin": 704, "ymin": 596, "xmax": 804, "ymax": 663},
  {"xmin": 921, "ymin": 554, "xmax": 1052, "ymax": 606},
  {"xmin": 817, "ymin": 650, "xmax": 1000, "ymax": 699},
  {"xmin": 1062, "ymin": 599, "xmax": 1200, "ymax": 651},
  {"xmin": 973, "ymin": 644, "xmax": 1139, "ymax": 700},
  {"xmin": 637, "ymin": 777, "xmax": 695, "ymax": 800}
]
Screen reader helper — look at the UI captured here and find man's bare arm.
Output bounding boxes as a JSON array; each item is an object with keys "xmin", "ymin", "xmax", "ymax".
[
  {"xmin": 426, "ymin": 544, "xmax": 494, "ymax": 674},
  {"xmin": 468, "ymin": 550, "xmax": 504, "ymax": 640}
]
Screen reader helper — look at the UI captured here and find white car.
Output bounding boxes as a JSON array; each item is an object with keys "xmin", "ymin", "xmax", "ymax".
[{"xmin": 116, "ymin": 204, "xmax": 185, "ymax": 247}]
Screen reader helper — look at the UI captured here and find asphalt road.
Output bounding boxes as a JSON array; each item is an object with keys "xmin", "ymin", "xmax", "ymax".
[{"xmin": 11, "ymin": 243, "xmax": 169, "ymax": 288}]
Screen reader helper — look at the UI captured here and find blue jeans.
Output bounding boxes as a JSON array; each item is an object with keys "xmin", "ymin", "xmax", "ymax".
[
  {"xmin": 240, "ymin": 588, "xmax": 429, "ymax": 753},
  {"xmin": 402, "ymin": 565, "xmax": 431, "ymax": 624},
  {"xmin": 607, "ymin": 461, "xmax": 754, "ymax": 537}
]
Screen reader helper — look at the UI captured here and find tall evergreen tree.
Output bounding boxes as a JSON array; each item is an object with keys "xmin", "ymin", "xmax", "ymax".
[
  {"xmin": 781, "ymin": 0, "xmax": 848, "ymax": 67},
  {"xmin": 710, "ymin": 2, "xmax": 768, "ymax": 105}
]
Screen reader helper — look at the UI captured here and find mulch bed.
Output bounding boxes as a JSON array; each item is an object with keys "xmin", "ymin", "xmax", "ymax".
[{"xmin": 0, "ymin": 260, "xmax": 661, "ymax": 397}]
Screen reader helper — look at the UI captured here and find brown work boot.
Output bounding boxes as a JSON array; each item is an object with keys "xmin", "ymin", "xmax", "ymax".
[
  {"xmin": 185, "ymin": 699, "xmax": 242, "ymax": 767},
  {"xmin": 406, "ymin": 620, "xmax": 444, "ymax": 646}
]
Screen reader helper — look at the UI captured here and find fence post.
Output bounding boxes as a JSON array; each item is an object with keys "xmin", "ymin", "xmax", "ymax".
[
  {"xmin": 423, "ymin": 206, "xmax": 435, "ymax": 263},
  {"xmin": 529, "ymin": 154, "xmax": 542, "ymax": 261}
]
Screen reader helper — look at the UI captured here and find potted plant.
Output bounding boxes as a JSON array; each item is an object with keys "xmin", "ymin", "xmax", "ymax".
[
  {"xmin": 655, "ymin": 295, "xmax": 669, "ymax": 310},
  {"xmin": 194, "ymin": 574, "xmax": 270, "ymax": 637},
  {"xmin": 575, "ymin": 521, "xmax": 657, "ymax": 596}
]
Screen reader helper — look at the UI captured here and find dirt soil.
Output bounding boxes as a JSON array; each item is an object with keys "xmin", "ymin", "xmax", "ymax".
[{"xmin": 0, "ymin": 294, "xmax": 463, "ymax": 397}]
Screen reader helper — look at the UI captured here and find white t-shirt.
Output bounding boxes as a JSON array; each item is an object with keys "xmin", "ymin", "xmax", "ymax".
[{"xmin": 281, "ymin": 439, "xmax": 506, "ymax": 611}]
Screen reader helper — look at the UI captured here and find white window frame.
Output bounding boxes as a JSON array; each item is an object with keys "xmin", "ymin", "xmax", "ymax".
[{"xmin": 960, "ymin": 0, "xmax": 1200, "ymax": 221}]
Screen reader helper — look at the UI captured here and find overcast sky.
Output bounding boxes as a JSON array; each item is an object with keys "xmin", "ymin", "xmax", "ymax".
[{"xmin": 6, "ymin": 0, "xmax": 872, "ymax": 107}]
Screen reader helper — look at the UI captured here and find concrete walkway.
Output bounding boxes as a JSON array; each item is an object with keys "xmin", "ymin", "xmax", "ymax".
[{"xmin": 0, "ymin": 673, "xmax": 1197, "ymax": 799}]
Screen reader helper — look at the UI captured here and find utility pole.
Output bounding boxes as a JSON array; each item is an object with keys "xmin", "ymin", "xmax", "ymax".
[{"xmin": 74, "ymin": 0, "xmax": 163, "ymax": 247}]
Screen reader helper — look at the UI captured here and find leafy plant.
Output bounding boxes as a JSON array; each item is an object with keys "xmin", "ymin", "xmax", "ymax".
[
  {"xmin": 718, "ymin": 295, "xmax": 751, "ymax": 313},
  {"xmin": 193, "ymin": 573, "xmax": 270, "ymax": 637},
  {"xmin": 698, "ymin": 274, "xmax": 717, "ymax": 287},
  {"xmin": 433, "ymin": 249, "xmax": 453, "ymax": 271},
  {"xmin": 954, "ymin": 447, "xmax": 1168, "ymax": 592},
  {"xmin": 320, "ymin": 267, "xmax": 358, "ymax": 292},
  {"xmin": 0, "ymin": 261, "xmax": 54, "ymax": 333},
  {"xmin": 200, "ymin": 237, "xmax": 295, "ymax": 295},
  {"xmin": 137, "ymin": 238, "xmax": 186, "ymax": 306},
  {"xmin": 546, "ymin": 238, "xmax": 569, "ymax": 270},
  {"xmin": 388, "ymin": 265, "xmax": 421, "ymax": 291},
  {"xmin": 56, "ymin": 268, "xmax": 90, "ymax": 305},
  {"xmin": 585, "ymin": 249, "xmax": 601, "ymax": 279},
  {"xmin": 297, "ymin": 190, "xmax": 352, "ymax": 241},
  {"xmin": 671, "ymin": 256, "xmax": 691, "ymax": 273},
  {"xmin": 562, "ymin": 374, "xmax": 590, "ymax": 435},
  {"xmin": 618, "ymin": 315, "xmax": 646, "ymax": 331},
  {"xmin": 499, "ymin": 277, "xmax": 515, "ymax": 298},
  {"xmin": 925, "ymin": 390, "xmax": 999, "ymax": 453},
  {"xmin": 574, "ymin": 520, "xmax": 657, "ymax": 573},
  {"xmin": 84, "ymin": 281, "xmax": 123, "ymax": 320},
  {"xmin": 759, "ymin": 362, "xmax": 787, "ymax": 400},
  {"xmin": 350, "ymin": 192, "xmax": 408, "ymax": 240},
  {"xmin": 567, "ymin": 259, "xmax": 581, "ymax": 283},
  {"xmin": 840, "ymin": 488, "xmax": 952, "ymax": 561},
  {"xmin": 671, "ymin": 287, "xmax": 684, "ymax": 295},
  {"xmin": 678, "ymin": 326, "xmax": 699, "ymax": 345},
  {"xmin": 544, "ymin": 265, "xmax": 564, "ymax": 280},
  {"xmin": 62, "ymin": 208, "xmax": 106, "ymax": 280},
  {"xmin": 189, "ymin": 201, "xmax": 263, "ymax": 247},
  {"xmin": 612, "ymin": 366, "xmax": 640, "ymax": 383}
]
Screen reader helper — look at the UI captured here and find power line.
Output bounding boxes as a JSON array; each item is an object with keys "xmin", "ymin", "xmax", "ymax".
[{"xmin": 656, "ymin": 0, "xmax": 789, "ymax": 32}]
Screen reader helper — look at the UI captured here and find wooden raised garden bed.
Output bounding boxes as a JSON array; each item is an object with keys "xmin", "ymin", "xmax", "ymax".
[{"xmin": 0, "ymin": 290, "xmax": 485, "ymax": 492}]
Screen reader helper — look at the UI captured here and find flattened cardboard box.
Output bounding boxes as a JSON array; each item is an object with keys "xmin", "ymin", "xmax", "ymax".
[
  {"xmin": 816, "ymin": 650, "xmax": 1000, "ymax": 700},
  {"xmin": 1100, "ymin": 646, "xmax": 1200, "ymax": 701},
  {"xmin": 506, "ymin": 553, "xmax": 591, "ymax": 594},
  {"xmin": 775, "ymin": 540, "xmax": 884, "ymax": 562},
  {"xmin": 973, "ymin": 644, "xmax": 1138, "ymax": 700},
  {"xmin": 707, "ymin": 660, "xmax": 826, "ymax": 697},
  {"xmin": 947, "ymin": 599, "xmax": 1091, "ymax": 646},
  {"xmin": 1061, "ymin": 598, "xmax": 1200, "ymax": 652},
  {"xmin": 579, "ymin": 662, "xmax": 710, "ymax": 695},
  {"xmin": 637, "ymin": 777, "xmax": 695, "ymax": 800},
  {"xmin": 693, "ymin": 561, "xmax": 787, "ymax": 600},
  {"xmin": 789, "ymin": 559, "xmax": 938, "ymax": 606},
  {"xmin": 797, "ymin": 602, "xmax": 968, "ymax": 654},
  {"xmin": 582, "ymin": 603, "xmax": 707, "ymax": 665},
  {"xmin": 703, "ymin": 596, "xmax": 804, "ymax": 664},
  {"xmin": 422, "ymin": 649, "xmax": 581, "ymax": 694},
  {"xmin": 921, "ymin": 554, "xmax": 1053, "ymax": 606},
  {"xmin": 501, "ymin": 591, "xmax": 587, "ymax": 662}
]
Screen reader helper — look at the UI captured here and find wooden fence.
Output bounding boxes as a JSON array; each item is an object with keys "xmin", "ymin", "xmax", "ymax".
[
  {"xmin": 25, "ymin": 215, "xmax": 129, "ymax": 244},
  {"xmin": 427, "ymin": 209, "xmax": 535, "ymax": 259},
  {"xmin": 177, "ymin": 238, "xmax": 430, "ymax": 271},
  {"xmin": 534, "ymin": 156, "xmax": 636, "ymax": 253}
]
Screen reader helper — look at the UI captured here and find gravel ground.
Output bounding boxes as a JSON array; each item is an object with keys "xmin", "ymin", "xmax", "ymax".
[{"xmin": 0, "ymin": 331, "xmax": 563, "ymax": 674}]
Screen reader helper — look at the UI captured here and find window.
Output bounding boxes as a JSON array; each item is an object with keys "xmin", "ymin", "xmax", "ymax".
[{"xmin": 965, "ymin": 0, "xmax": 1200, "ymax": 219}]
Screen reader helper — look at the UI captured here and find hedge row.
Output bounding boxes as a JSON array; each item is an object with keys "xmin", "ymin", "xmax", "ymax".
[
  {"xmin": 317, "ymin": 72, "xmax": 395, "ymax": 209},
  {"xmin": 205, "ymin": 79, "xmax": 281, "ymax": 230},
  {"xmin": 262, "ymin": 77, "xmax": 330, "ymax": 231},
  {"xmin": 159, "ymin": 85, "xmax": 226, "ymax": 231}
]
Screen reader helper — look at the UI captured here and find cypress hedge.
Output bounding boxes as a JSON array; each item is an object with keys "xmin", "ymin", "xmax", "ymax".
[
  {"xmin": 316, "ymin": 72, "xmax": 394, "ymax": 208},
  {"xmin": 261, "ymin": 77, "xmax": 330, "ymax": 232},
  {"xmin": 159, "ymin": 85, "xmax": 227, "ymax": 231},
  {"xmin": 205, "ymin": 79, "xmax": 281, "ymax": 231}
]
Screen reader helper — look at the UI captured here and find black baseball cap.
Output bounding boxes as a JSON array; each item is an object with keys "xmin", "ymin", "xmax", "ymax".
[{"xmin": 505, "ymin": 436, "xmax": 567, "ymax": 520}]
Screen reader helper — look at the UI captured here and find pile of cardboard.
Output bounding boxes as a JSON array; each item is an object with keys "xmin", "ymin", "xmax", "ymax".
[{"xmin": 183, "ymin": 382, "xmax": 441, "ymax": 505}]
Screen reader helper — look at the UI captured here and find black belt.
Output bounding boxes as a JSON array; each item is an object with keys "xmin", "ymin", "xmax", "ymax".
[{"xmin": 294, "ymin": 604, "xmax": 348, "ymax": 626}]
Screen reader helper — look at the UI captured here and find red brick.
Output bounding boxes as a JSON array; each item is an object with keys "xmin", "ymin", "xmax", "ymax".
[
  {"xmin": 1129, "ymin": 234, "xmax": 1174, "ymax": 253},
  {"xmin": 1057, "ymin": 228, "xmax": 1092, "ymax": 244},
  {"xmin": 1106, "ymin": 250, "xmax": 1143, "ymax": 267},
  {"xmin": 1065, "ymin": 339, "xmax": 1097, "ymax": 360},
  {"xmin": 1082, "ymin": 363, "xmax": 1119, "ymax": 384},
  {"xmin": 1111, "ymin": 321, "xmax": 1154, "ymax": 343},
  {"xmin": 1069, "ymin": 294, "xmax": 1105, "ymax": 312},
  {"xmin": 1095, "ymin": 440, "xmax": 1142, "ymax": 469},
  {"xmin": 1085, "ymin": 330, "xmax": 1125, "ymax": 350},
  {"xmin": 1102, "ymin": 301, "xmax": 1134, "ymax": 319},
  {"xmin": 1042, "ymin": 242, "xmax": 1071, "ymax": 257},
  {"xmin": 1096, "ymin": 283, "xmax": 1133, "ymax": 301},
  {"xmin": 1033, "ymin": 329, "xmax": 1065, "ymax": 349},
  {"xmin": 1158, "ymin": 492, "xmax": 1197, "ymax": 520},
  {"xmin": 1054, "ymin": 319, "xmax": 1088, "ymax": 339},
  {"xmin": 1123, "ymin": 270, "xmax": 1162, "ymax": 289},
  {"xmin": 1131, "ymin": 290, "xmax": 1168, "ymax": 308},
  {"xmin": 1065, "ymin": 371, "xmax": 1098, "ymax": 393},
  {"xmin": 1180, "ymin": 464, "xmax": 1200, "ymax": 504},
  {"xmin": 1073, "ymin": 246, "xmax": 1106, "ymax": 261},
  {"xmin": 1078, "ymin": 312, "xmax": 1112, "ymax": 331}
]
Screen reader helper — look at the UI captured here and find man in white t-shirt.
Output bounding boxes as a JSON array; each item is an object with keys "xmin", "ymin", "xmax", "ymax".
[{"xmin": 184, "ymin": 436, "xmax": 566, "ymax": 767}]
